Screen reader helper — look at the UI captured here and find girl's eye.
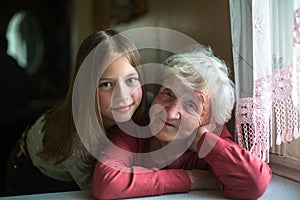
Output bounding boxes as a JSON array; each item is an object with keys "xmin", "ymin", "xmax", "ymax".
[
  {"xmin": 126, "ymin": 77, "xmax": 139, "ymax": 85},
  {"xmin": 99, "ymin": 82, "xmax": 113, "ymax": 88}
]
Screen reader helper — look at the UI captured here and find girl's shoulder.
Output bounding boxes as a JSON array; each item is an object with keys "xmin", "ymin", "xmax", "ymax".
[{"xmin": 26, "ymin": 115, "xmax": 46, "ymax": 137}]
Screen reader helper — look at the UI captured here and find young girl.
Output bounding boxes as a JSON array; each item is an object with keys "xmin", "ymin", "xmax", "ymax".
[{"xmin": 6, "ymin": 29, "xmax": 147, "ymax": 196}]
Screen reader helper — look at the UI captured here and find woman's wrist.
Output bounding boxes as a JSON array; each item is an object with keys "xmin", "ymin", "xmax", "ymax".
[
  {"xmin": 189, "ymin": 127, "xmax": 208, "ymax": 152},
  {"xmin": 198, "ymin": 126, "xmax": 208, "ymax": 136}
]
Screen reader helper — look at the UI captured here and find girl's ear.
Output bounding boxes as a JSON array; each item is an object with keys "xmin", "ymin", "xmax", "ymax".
[{"xmin": 198, "ymin": 90, "xmax": 211, "ymax": 126}]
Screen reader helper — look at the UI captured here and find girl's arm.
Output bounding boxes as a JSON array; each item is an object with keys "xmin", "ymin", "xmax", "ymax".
[{"xmin": 90, "ymin": 128, "xmax": 190, "ymax": 199}]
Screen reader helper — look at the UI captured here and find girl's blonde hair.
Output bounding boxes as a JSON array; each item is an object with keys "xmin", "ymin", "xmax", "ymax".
[{"xmin": 38, "ymin": 29, "xmax": 147, "ymax": 170}]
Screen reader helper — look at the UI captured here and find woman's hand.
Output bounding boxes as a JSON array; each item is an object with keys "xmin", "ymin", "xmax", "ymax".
[{"xmin": 185, "ymin": 169, "xmax": 219, "ymax": 190}]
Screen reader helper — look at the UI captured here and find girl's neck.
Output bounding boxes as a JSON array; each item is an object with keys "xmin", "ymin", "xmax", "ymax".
[{"xmin": 103, "ymin": 119, "xmax": 116, "ymax": 130}]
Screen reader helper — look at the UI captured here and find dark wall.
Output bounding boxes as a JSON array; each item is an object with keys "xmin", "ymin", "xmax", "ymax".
[
  {"xmin": 1, "ymin": 0, "xmax": 72, "ymax": 107},
  {"xmin": 0, "ymin": 0, "xmax": 72, "ymax": 196}
]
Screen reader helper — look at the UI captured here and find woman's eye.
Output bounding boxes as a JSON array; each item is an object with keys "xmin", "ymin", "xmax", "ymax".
[
  {"xmin": 185, "ymin": 101, "xmax": 198, "ymax": 112},
  {"xmin": 99, "ymin": 82, "xmax": 113, "ymax": 88},
  {"xmin": 162, "ymin": 88, "xmax": 174, "ymax": 98}
]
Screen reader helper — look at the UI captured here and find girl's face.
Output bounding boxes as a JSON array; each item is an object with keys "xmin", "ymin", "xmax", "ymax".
[
  {"xmin": 149, "ymin": 74, "xmax": 202, "ymax": 143},
  {"xmin": 98, "ymin": 56, "xmax": 142, "ymax": 129}
]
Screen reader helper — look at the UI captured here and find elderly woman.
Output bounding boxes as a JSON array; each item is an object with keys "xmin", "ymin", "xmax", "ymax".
[{"xmin": 91, "ymin": 45, "xmax": 272, "ymax": 200}]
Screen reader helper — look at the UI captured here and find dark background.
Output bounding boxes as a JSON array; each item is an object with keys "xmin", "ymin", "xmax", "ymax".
[{"xmin": 0, "ymin": 0, "xmax": 72, "ymax": 196}]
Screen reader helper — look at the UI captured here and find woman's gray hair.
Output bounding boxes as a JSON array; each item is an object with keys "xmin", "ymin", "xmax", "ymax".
[{"xmin": 164, "ymin": 44, "xmax": 235, "ymax": 130}]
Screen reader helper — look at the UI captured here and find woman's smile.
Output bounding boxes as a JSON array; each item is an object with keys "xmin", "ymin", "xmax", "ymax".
[{"xmin": 164, "ymin": 121, "xmax": 177, "ymax": 128}]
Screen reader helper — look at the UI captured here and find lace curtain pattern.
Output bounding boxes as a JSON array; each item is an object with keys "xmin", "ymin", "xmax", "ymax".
[{"xmin": 230, "ymin": 0, "xmax": 300, "ymax": 162}]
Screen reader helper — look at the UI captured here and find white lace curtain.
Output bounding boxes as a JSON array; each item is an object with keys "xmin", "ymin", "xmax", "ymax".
[{"xmin": 230, "ymin": 0, "xmax": 300, "ymax": 162}]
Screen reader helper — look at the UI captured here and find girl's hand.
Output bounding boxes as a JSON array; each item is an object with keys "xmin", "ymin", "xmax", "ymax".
[{"xmin": 185, "ymin": 169, "xmax": 219, "ymax": 190}]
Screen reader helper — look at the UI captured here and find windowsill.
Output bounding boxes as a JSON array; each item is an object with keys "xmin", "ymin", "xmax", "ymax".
[
  {"xmin": 260, "ymin": 174, "xmax": 300, "ymax": 200},
  {"xmin": 269, "ymin": 154, "xmax": 300, "ymax": 183}
]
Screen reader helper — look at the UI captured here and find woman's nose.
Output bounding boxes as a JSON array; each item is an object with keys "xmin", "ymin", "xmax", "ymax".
[{"xmin": 165, "ymin": 100, "xmax": 181, "ymax": 119}]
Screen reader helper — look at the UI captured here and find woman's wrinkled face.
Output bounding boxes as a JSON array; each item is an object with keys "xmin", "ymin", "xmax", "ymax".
[
  {"xmin": 98, "ymin": 56, "xmax": 142, "ymax": 128},
  {"xmin": 149, "ymin": 74, "xmax": 203, "ymax": 143}
]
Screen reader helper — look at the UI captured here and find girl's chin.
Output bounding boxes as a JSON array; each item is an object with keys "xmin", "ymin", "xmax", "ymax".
[
  {"xmin": 113, "ymin": 113, "xmax": 134, "ymax": 123},
  {"xmin": 114, "ymin": 117, "xmax": 131, "ymax": 123}
]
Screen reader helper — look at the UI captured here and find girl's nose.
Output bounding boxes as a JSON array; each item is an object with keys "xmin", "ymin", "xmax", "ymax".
[
  {"xmin": 114, "ymin": 81, "xmax": 130, "ymax": 101},
  {"xmin": 165, "ymin": 100, "xmax": 181, "ymax": 119}
]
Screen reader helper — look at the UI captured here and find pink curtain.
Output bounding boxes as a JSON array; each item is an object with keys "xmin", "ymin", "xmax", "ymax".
[{"xmin": 230, "ymin": 0, "xmax": 300, "ymax": 162}]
